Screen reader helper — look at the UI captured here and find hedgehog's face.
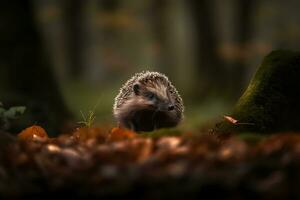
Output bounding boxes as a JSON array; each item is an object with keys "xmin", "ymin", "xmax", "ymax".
[{"xmin": 133, "ymin": 82, "xmax": 175, "ymax": 112}]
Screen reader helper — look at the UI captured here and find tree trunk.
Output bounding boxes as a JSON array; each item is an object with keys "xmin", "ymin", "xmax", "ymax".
[
  {"xmin": 0, "ymin": 1, "xmax": 71, "ymax": 135},
  {"xmin": 62, "ymin": 0, "xmax": 85, "ymax": 79},
  {"xmin": 187, "ymin": 0, "xmax": 227, "ymax": 100},
  {"xmin": 150, "ymin": 0, "xmax": 173, "ymax": 75},
  {"xmin": 217, "ymin": 50, "xmax": 300, "ymax": 134},
  {"xmin": 230, "ymin": 0, "xmax": 256, "ymax": 99}
]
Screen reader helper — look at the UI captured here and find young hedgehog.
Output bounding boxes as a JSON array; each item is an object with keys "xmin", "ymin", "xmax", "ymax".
[{"xmin": 113, "ymin": 71, "xmax": 184, "ymax": 132}]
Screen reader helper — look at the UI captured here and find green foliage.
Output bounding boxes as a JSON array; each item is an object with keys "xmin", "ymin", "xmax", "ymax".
[
  {"xmin": 0, "ymin": 102, "xmax": 26, "ymax": 130},
  {"xmin": 4, "ymin": 106, "xmax": 26, "ymax": 119},
  {"xmin": 78, "ymin": 110, "xmax": 96, "ymax": 128}
]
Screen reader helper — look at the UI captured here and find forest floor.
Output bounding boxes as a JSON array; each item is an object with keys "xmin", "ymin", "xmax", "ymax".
[{"xmin": 1, "ymin": 124, "xmax": 300, "ymax": 199}]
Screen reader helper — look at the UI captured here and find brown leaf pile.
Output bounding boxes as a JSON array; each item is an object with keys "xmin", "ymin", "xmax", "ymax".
[{"xmin": 1, "ymin": 126, "xmax": 300, "ymax": 199}]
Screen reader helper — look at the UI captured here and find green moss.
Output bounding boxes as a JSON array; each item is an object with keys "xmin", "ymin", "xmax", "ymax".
[
  {"xmin": 218, "ymin": 50, "xmax": 300, "ymax": 134},
  {"xmin": 238, "ymin": 133, "xmax": 267, "ymax": 144},
  {"xmin": 140, "ymin": 128, "xmax": 182, "ymax": 138}
]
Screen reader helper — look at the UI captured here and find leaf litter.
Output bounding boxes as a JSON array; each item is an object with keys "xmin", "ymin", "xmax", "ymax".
[{"xmin": 0, "ymin": 126, "xmax": 300, "ymax": 198}]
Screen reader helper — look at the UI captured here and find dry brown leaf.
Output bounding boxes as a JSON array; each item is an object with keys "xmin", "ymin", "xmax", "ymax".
[
  {"xmin": 73, "ymin": 127, "xmax": 107, "ymax": 143},
  {"xmin": 223, "ymin": 115, "xmax": 238, "ymax": 124},
  {"xmin": 18, "ymin": 125, "xmax": 48, "ymax": 141},
  {"xmin": 106, "ymin": 127, "xmax": 137, "ymax": 142}
]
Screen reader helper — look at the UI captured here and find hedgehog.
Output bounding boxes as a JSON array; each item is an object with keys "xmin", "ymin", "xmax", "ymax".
[{"xmin": 113, "ymin": 71, "xmax": 184, "ymax": 132}]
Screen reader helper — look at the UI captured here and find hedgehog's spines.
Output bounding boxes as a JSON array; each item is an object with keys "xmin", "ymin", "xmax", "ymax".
[
  {"xmin": 113, "ymin": 71, "xmax": 142, "ymax": 111},
  {"xmin": 113, "ymin": 71, "xmax": 184, "ymax": 115}
]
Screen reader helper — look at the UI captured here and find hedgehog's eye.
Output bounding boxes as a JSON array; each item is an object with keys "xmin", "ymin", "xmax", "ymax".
[
  {"xmin": 133, "ymin": 83, "xmax": 140, "ymax": 95},
  {"xmin": 146, "ymin": 92, "xmax": 155, "ymax": 100}
]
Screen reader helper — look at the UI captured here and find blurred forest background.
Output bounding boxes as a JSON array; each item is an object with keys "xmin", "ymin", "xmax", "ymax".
[{"xmin": 1, "ymin": 0, "xmax": 300, "ymax": 134}]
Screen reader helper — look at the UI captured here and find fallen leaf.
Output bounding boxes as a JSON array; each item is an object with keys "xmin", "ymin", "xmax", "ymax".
[
  {"xmin": 73, "ymin": 127, "xmax": 106, "ymax": 143},
  {"xmin": 46, "ymin": 144, "xmax": 61, "ymax": 153},
  {"xmin": 18, "ymin": 125, "xmax": 48, "ymax": 141},
  {"xmin": 157, "ymin": 136, "xmax": 181, "ymax": 150},
  {"xmin": 107, "ymin": 127, "xmax": 137, "ymax": 142},
  {"xmin": 224, "ymin": 115, "xmax": 238, "ymax": 124}
]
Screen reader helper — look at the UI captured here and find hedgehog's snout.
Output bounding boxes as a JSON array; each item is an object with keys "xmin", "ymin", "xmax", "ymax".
[
  {"xmin": 168, "ymin": 104, "xmax": 175, "ymax": 111},
  {"xmin": 157, "ymin": 102, "xmax": 175, "ymax": 112}
]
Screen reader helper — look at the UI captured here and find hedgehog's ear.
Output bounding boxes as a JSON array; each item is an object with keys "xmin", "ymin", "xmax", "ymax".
[{"xmin": 133, "ymin": 83, "xmax": 140, "ymax": 95}]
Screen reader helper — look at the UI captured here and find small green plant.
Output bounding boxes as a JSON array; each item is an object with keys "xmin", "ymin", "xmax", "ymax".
[
  {"xmin": 78, "ymin": 98, "xmax": 102, "ymax": 128},
  {"xmin": 0, "ymin": 102, "xmax": 26, "ymax": 130},
  {"xmin": 78, "ymin": 110, "xmax": 96, "ymax": 128}
]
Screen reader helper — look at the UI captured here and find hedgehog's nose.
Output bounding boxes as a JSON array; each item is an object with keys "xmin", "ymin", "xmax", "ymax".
[{"xmin": 168, "ymin": 105, "xmax": 175, "ymax": 111}]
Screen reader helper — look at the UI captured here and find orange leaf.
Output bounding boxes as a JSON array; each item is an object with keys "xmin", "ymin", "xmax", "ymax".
[
  {"xmin": 107, "ymin": 127, "xmax": 136, "ymax": 142},
  {"xmin": 18, "ymin": 125, "xmax": 48, "ymax": 141},
  {"xmin": 223, "ymin": 115, "xmax": 238, "ymax": 124},
  {"xmin": 73, "ymin": 127, "xmax": 106, "ymax": 142}
]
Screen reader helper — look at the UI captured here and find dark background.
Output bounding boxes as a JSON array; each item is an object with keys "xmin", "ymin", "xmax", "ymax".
[{"xmin": 1, "ymin": 0, "xmax": 300, "ymax": 134}]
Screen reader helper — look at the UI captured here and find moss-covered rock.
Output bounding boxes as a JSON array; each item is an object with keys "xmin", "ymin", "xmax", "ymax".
[{"xmin": 218, "ymin": 50, "xmax": 300, "ymax": 134}]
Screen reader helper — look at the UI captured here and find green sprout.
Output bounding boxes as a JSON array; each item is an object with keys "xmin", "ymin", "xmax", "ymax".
[
  {"xmin": 78, "ymin": 110, "xmax": 96, "ymax": 128},
  {"xmin": 78, "ymin": 97, "xmax": 102, "ymax": 128}
]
